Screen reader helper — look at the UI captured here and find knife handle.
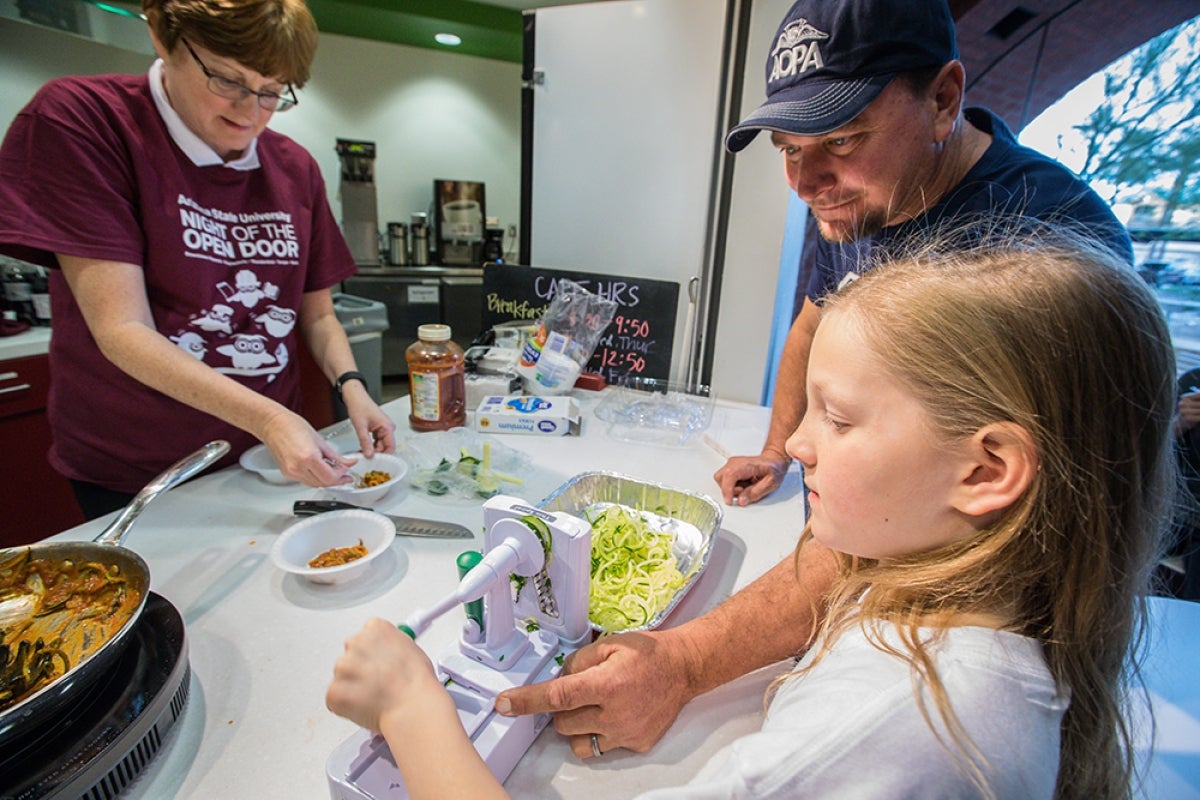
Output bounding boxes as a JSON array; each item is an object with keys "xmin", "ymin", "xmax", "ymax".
[{"xmin": 293, "ymin": 499, "xmax": 367, "ymax": 516}]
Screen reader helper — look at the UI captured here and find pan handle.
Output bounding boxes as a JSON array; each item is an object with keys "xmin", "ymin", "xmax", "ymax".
[{"xmin": 94, "ymin": 440, "xmax": 231, "ymax": 547}]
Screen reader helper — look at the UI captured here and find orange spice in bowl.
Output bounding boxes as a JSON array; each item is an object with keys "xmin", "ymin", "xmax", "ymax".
[{"xmin": 307, "ymin": 539, "xmax": 368, "ymax": 569}]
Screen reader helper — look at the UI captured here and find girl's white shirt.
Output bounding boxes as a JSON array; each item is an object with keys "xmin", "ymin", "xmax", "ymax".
[{"xmin": 637, "ymin": 622, "xmax": 1067, "ymax": 800}]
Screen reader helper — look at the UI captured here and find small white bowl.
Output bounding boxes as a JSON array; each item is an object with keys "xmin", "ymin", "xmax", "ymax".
[
  {"xmin": 270, "ymin": 509, "xmax": 395, "ymax": 585},
  {"xmin": 239, "ymin": 443, "xmax": 292, "ymax": 485},
  {"xmin": 325, "ymin": 452, "xmax": 408, "ymax": 504}
]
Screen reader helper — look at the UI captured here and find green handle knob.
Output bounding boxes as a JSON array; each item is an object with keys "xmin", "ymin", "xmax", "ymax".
[
  {"xmin": 398, "ymin": 624, "xmax": 416, "ymax": 639},
  {"xmin": 457, "ymin": 550, "xmax": 485, "ymax": 627}
]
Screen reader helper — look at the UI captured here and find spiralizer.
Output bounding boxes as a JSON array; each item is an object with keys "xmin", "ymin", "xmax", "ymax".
[{"xmin": 326, "ymin": 495, "xmax": 592, "ymax": 799}]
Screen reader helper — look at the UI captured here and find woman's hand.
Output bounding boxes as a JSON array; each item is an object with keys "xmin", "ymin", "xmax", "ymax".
[
  {"xmin": 260, "ymin": 408, "xmax": 349, "ymax": 487},
  {"xmin": 342, "ymin": 381, "xmax": 397, "ymax": 455}
]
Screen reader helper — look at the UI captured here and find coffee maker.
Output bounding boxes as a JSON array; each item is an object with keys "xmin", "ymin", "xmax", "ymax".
[
  {"xmin": 483, "ymin": 219, "xmax": 505, "ymax": 263},
  {"xmin": 434, "ymin": 179, "xmax": 485, "ymax": 266},
  {"xmin": 336, "ymin": 139, "xmax": 379, "ymax": 267}
]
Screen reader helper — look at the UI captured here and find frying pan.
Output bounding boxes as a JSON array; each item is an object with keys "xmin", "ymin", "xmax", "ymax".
[{"xmin": 0, "ymin": 440, "xmax": 229, "ymax": 743}]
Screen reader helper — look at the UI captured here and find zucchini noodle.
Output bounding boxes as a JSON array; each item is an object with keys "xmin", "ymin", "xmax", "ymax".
[{"xmin": 586, "ymin": 505, "xmax": 685, "ymax": 631}]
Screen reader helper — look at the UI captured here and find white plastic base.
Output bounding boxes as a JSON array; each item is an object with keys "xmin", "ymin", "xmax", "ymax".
[{"xmin": 325, "ymin": 634, "xmax": 568, "ymax": 800}]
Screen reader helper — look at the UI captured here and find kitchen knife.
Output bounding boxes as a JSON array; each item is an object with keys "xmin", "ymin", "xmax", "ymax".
[{"xmin": 292, "ymin": 500, "xmax": 474, "ymax": 539}]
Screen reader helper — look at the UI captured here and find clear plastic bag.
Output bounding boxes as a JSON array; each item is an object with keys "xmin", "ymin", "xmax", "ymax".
[
  {"xmin": 516, "ymin": 279, "xmax": 617, "ymax": 394},
  {"xmin": 398, "ymin": 428, "xmax": 532, "ymax": 502}
]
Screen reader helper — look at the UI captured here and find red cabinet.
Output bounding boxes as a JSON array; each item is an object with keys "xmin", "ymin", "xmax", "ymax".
[{"xmin": 1, "ymin": 353, "xmax": 85, "ymax": 546}]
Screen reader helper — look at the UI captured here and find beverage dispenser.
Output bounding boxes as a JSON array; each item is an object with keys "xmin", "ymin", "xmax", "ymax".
[{"xmin": 336, "ymin": 139, "xmax": 379, "ymax": 267}]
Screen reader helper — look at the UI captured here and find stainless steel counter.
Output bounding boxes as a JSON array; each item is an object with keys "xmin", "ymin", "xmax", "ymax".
[
  {"xmin": 353, "ymin": 265, "xmax": 484, "ymax": 279},
  {"xmin": 343, "ymin": 266, "xmax": 484, "ymax": 376}
]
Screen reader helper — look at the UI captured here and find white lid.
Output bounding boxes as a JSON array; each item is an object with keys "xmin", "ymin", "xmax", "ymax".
[{"xmin": 417, "ymin": 323, "xmax": 452, "ymax": 341}]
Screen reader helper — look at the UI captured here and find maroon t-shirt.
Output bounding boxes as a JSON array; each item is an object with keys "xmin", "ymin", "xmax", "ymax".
[{"xmin": 0, "ymin": 72, "xmax": 356, "ymax": 492}]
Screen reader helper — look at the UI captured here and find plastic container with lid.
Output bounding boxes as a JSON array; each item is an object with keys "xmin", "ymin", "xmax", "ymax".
[{"xmin": 406, "ymin": 324, "xmax": 466, "ymax": 431}]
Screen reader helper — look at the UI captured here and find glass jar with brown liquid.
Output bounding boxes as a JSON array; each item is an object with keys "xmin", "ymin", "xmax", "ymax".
[{"xmin": 406, "ymin": 324, "xmax": 466, "ymax": 430}]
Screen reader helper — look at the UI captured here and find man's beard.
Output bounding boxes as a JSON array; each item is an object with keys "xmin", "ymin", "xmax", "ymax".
[{"xmin": 812, "ymin": 204, "xmax": 890, "ymax": 244}]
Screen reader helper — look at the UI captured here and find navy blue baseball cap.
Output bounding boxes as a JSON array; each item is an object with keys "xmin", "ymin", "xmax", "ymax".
[{"xmin": 726, "ymin": 0, "xmax": 958, "ymax": 152}]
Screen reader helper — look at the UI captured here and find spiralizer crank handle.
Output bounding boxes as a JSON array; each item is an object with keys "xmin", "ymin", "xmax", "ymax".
[
  {"xmin": 396, "ymin": 527, "xmax": 544, "ymax": 642},
  {"xmin": 399, "ymin": 592, "xmax": 461, "ymax": 639}
]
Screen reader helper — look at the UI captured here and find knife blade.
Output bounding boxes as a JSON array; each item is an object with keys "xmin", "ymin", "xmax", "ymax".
[{"xmin": 292, "ymin": 500, "xmax": 474, "ymax": 539}]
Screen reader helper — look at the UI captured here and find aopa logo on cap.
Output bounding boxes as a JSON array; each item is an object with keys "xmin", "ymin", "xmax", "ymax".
[{"xmin": 769, "ymin": 18, "xmax": 829, "ymax": 85}]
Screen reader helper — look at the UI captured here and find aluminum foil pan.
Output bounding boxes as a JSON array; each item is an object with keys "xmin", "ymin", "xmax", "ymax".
[{"xmin": 539, "ymin": 471, "xmax": 723, "ymax": 633}]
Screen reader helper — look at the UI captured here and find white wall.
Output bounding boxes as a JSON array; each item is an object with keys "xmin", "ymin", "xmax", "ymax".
[
  {"xmin": 270, "ymin": 33, "xmax": 522, "ymax": 239},
  {"xmin": 708, "ymin": 0, "xmax": 794, "ymax": 404},
  {"xmin": 528, "ymin": 0, "xmax": 728, "ymax": 391},
  {"xmin": 0, "ymin": 17, "xmax": 523, "ymax": 242}
]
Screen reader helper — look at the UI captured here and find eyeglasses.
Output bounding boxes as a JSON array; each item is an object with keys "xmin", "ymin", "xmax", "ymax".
[{"xmin": 180, "ymin": 38, "xmax": 298, "ymax": 112}]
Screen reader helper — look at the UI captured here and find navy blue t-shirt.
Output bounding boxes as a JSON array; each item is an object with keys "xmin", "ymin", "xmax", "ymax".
[{"xmin": 804, "ymin": 107, "xmax": 1134, "ymax": 304}]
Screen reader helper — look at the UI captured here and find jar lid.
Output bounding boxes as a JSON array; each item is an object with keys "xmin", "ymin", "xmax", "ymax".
[{"xmin": 418, "ymin": 323, "xmax": 452, "ymax": 341}]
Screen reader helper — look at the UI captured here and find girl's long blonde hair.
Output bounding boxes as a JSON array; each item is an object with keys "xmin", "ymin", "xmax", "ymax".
[{"xmin": 793, "ymin": 229, "xmax": 1175, "ymax": 800}]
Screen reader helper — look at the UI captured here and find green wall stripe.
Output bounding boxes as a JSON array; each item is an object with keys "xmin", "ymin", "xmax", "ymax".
[{"xmin": 307, "ymin": 0, "xmax": 523, "ymax": 63}]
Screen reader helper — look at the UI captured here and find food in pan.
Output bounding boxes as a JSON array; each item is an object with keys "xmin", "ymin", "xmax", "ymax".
[
  {"xmin": 308, "ymin": 539, "xmax": 368, "ymax": 569},
  {"xmin": 0, "ymin": 635, "xmax": 68, "ymax": 709},
  {"xmin": 356, "ymin": 470, "xmax": 391, "ymax": 489},
  {"xmin": 586, "ymin": 504, "xmax": 694, "ymax": 632},
  {"xmin": 0, "ymin": 547, "xmax": 141, "ymax": 711}
]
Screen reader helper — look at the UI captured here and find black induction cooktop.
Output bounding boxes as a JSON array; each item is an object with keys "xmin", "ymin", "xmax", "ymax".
[{"xmin": 0, "ymin": 592, "xmax": 189, "ymax": 800}]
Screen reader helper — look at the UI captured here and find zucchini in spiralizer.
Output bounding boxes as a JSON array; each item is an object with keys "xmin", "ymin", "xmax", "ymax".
[{"xmin": 586, "ymin": 504, "xmax": 690, "ymax": 632}]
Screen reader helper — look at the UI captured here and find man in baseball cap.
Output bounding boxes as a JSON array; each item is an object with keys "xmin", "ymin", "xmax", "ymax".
[
  {"xmin": 726, "ymin": 0, "xmax": 957, "ymax": 149},
  {"xmin": 714, "ymin": 0, "xmax": 1131, "ymax": 506}
]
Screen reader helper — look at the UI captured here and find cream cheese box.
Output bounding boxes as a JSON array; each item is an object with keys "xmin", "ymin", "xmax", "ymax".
[{"xmin": 473, "ymin": 395, "xmax": 581, "ymax": 436}]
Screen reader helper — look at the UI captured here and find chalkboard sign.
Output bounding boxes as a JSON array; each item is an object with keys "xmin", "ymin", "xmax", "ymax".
[{"xmin": 482, "ymin": 264, "xmax": 680, "ymax": 385}]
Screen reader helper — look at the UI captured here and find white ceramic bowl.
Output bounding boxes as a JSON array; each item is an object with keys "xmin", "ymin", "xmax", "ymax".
[
  {"xmin": 325, "ymin": 452, "xmax": 408, "ymax": 504},
  {"xmin": 239, "ymin": 443, "xmax": 292, "ymax": 485},
  {"xmin": 270, "ymin": 509, "xmax": 395, "ymax": 585}
]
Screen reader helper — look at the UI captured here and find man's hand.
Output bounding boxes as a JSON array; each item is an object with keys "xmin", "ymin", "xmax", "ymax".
[
  {"xmin": 1178, "ymin": 391, "xmax": 1200, "ymax": 435},
  {"xmin": 494, "ymin": 629, "xmax": 700, "ymax": 758},
  {"xmin": 713, "ymin": 452, "xmax": 791, "ymax": 506},
  {"xmin": 494, "ymin": 551, "xmax": 836, "ymax": 759}
]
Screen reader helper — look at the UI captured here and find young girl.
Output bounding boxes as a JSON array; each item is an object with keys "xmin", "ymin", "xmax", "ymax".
[{"xmin": 326, "ymin": 235, "xmax": 1174, "ymax": 799}]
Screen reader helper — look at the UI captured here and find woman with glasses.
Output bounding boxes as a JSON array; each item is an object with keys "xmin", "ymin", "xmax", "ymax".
[{"xmin": 0, "ymin": 0, "xmax": 395, "ymax": 519}]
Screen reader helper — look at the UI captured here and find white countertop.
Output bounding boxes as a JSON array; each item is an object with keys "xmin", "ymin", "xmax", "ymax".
[
  {"xmin": 31, "ymin": 392, "xmax": 1200, "ymax": 799},
  {"xmin": 46, "ymin": 394, "xmax": 808, "ymax": 799},
  {"xmin": 0, "ymin": 326, "xmax": 51, "ymax": 361}
]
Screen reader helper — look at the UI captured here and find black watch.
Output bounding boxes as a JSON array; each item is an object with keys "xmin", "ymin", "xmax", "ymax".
[{"xmin": 335, "ymin": 371, "xmax": 368, "ymax": 402}]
